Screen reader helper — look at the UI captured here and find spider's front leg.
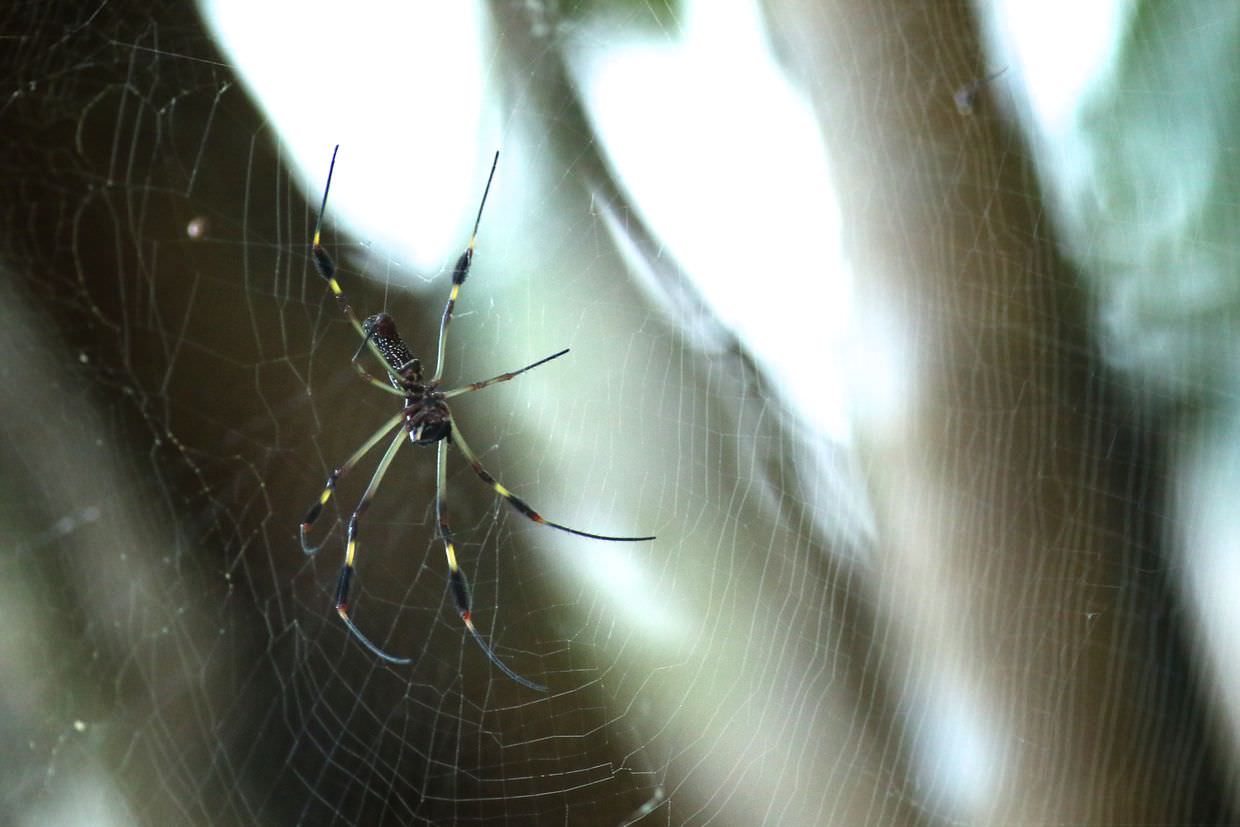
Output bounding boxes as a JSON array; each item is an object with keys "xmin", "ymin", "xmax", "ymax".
[
  {"xmin": 310, "ymin": 145, "xmax": 404, "ymax": 380},
  {"xmin": 430, "ymin": 151, "xmax": 500, "ymax": 384}
]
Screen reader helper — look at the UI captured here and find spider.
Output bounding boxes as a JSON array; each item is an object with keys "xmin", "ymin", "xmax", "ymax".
[{"xmin": 299, "ymin": 146, "xmax": 655, "ymax": 691}]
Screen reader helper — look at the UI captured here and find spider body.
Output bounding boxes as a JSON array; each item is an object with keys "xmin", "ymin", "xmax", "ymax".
[
  {"xmin": 300, "ymin": 146, "xmax": 655, "ymax": 691},
  {"xmin": 361, "ymin": 313, "xmax": 452, "ymax": 444}
]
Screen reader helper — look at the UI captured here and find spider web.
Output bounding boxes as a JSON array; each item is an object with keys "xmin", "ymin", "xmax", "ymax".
[{"xmin": 1, "ymin": 1, "xmax": 1234, "ymax": 825}]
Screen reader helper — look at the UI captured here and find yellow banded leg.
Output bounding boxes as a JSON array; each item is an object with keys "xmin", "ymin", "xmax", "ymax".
[
  {"xmin": 430, "ymin": 151, "xmax": 500, "ymax": 384},
  {"xmin": 310, "ymin": 144, "xmax": 400, "ymax": 368},
  {"xmin": 300, "ymin": 410, "xmax": 405, "ymax": 554},
  {"xmin": 429, "ymin": 269, "xmax": 466, "ymax": 384},
  {"xmin": 436, "ymin": 439, "xmax": 546, "ymax": 691},
  {"xmin": 332, "ymin": 427, "xmax": 412, "ymax": 665},
  {"xmin": 440, "ymin": 348, "xmax": 571, "ymax": 400},
  {"xmin": 448, "ymin": 419, "xmax": 657, "ymax": 543}
]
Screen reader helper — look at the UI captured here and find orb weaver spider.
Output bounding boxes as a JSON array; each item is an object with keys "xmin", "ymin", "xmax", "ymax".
[{"xmin": 299, "ymin": 146, "xmax": 655, "ymax": 691}]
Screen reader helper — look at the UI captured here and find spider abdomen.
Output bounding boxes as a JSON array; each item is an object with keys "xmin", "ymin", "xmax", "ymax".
[{"xmin": 363, "ymin": 313, "xmax": 418, "ymax": 381}]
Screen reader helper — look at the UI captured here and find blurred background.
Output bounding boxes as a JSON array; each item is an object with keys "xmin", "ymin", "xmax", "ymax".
[{"xmin": 3, "ymin": 0, "xmax": 1239, "ymax": 824}]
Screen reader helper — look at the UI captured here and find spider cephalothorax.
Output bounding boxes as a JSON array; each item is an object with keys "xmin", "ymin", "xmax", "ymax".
[{"xmin": 298, "ymin": 146, "xmax": 655, "ymax": 691}]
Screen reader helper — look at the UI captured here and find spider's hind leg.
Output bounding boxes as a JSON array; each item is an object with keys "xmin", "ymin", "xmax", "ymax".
[
  {"xmin": 435, "ymin": 439, "xmax": 547, "ymax": 692},
  {"xmin": 329, "ymin": 426, "xmax": 413, "ymax": 665},
  {"xmin": 447, "ymin": 417, "xmax": 657, "ymax": 543},
  {"xmin": 300, "ymin": 410, "xmax": 405, "ymax": 554}
]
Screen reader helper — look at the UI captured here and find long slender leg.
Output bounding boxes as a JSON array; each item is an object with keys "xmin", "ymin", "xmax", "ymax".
[
  {"xmin": 448, "ymin": 418, "xmax": 656, "ymax": 542},
  {"xmin": 333, "ymin": 428, "xmax": 413, "ymax": 665},
  {"xmin": 437, "ymin": 440, "xmax": 547, "ymax": 691},
  {"xmin": 352, "ymin": 364, "xmax": 404, "ymax": 396},
  {"xmin": 440, "ymin": 348, "xmax": 570, "ymax": 400},
  {"xmin": 430, "ymin": 151, "xmax": 500, "ymax": 384},
  {"xmin": 310, "ymin": 144, "xmax": 394, "ymax": 371},
  {"xmin": 349, "ymin": 323, "xmax": 403, "ymax": 396},
  {"xmin": 300, "ymin": 410, "xmax": 405, "ymax": 553}
]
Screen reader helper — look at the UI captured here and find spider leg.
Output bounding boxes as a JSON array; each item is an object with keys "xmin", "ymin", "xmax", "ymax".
[
  {"xmin": 349, "ymin": 321, "xmax": 403, "ymax": 395},
  {"xmin": 310, "ymin": 144, "xmax": 398, "ymax": 372},
  {"xmin": 441, "ymin": 348, "xmax": 570, "ymax": 400},
  {"xmin": 352, "ymin": 364, "xmax": 404, "ymax": 396},
  {"xmin": 436, "ymin": 439, "xmax": 547, "ymax": 691},
  {"xmin": 332, "ymin": 427, "xmax": 413, "ymax": 665},
  {"xmin": 447, "ymin": 417, "xmax": 656, "ymax": 542},
  {"xmin": 300, "ymin": 410, "xmax": 405, "ymax": 554},
  {"xmin": 430, "ymin": 151, "xmax": 500, "ymax": 385}
]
